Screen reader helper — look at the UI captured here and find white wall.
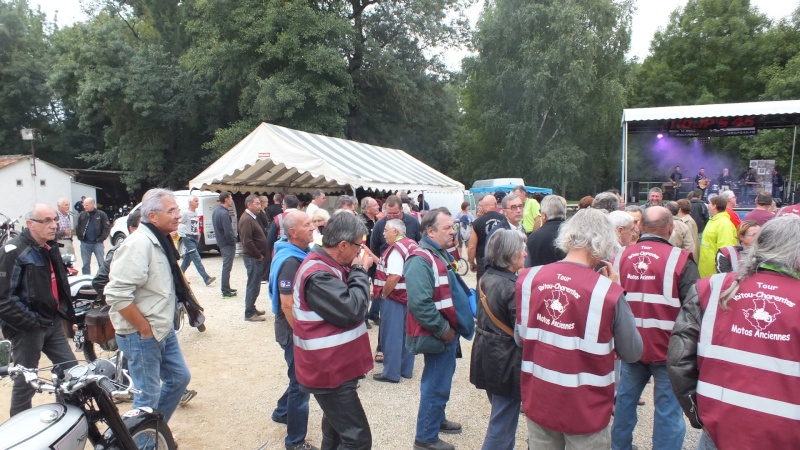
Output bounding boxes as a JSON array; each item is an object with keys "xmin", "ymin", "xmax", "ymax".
[{"xmin": 0, "ymin": 158, "xmax": 73, "ymax": 224}]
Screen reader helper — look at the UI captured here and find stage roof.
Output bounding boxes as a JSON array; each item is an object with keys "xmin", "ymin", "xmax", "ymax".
[{"xmin": 621, "ymin": 100, "xmax": 800, "ymax": 134}]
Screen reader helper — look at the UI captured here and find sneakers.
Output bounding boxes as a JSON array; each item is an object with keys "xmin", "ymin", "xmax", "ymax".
[
  {"xmin": 180, "ymin": 389, "xmax": 197, "ymax": 406},
  {"xmin": 205, "ymin": 276, "xmax": 216, "ymax": 286},
  {"xmin": 288, "ymin": 441, "xmax": 318, "ymax": 450},
  {"xmin": 222, "ymin": 291, "xmax": 237, "ymax": 298},
  {"xmin": 413, "ymin": 439, "xmax": 454, "ymax": 450},
  {"xmin": 245, "ymin": 315, "xmax": 266, "ymax": 322},
  {"xmin": 439, "ymin": 419, "xmax": 462, "ymax": 434}
]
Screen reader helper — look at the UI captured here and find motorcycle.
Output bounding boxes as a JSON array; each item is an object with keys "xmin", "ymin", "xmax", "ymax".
[
  {"xmin": 0, "ymin": 340, "xmax": 176, "ymax": 449},
  {"xmin": 62, "ymin": 254, "xmax": 118, "ymax": 362}
]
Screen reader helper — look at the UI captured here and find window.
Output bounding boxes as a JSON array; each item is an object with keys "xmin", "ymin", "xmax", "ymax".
[
  {"xmin": 16, "ymin": 180, "xmax": 22, "ymax": 186},
  {"xmin": 40, "ymin": 179, "xmax": 46, "ymax": 186}
]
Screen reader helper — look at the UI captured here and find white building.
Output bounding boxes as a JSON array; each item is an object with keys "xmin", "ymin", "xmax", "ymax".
[{"xmin": 0, "ymin": 155, "xmax": 97, "ymax": 224}]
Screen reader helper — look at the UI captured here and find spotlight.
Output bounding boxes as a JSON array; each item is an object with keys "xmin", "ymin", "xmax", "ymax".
[{"xmin": 656, "ymin": 133, "xmax": 664, "ymax": 139}]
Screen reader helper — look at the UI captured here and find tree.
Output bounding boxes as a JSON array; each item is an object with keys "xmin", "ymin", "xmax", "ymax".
[{"xmin": 459, "ymin": 0, "xmax": 633, "ymax": 196}]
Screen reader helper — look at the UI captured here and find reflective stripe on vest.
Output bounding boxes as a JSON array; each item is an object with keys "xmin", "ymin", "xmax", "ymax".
[
  {"xmin": 373, "ymin": 279, "xmax": 406, "ymax": 289},
  {"xmin": 519, "ymin": 266, "xmax": 615, "ymax": 385},
  {"xmin": 294, "ymin": 323, "xmax": 368, "ymax": 351},
  {"xmin": 619, "ymin": 246, "xmax": 682, "ymax": 308},
  {"xmin": 697, "ymin": 272, "xmax": 800, "ymax": 417}
]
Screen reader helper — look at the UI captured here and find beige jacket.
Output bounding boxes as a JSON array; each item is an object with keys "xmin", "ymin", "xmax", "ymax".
[
  {"xmin": 105, "ymin": 225, "xmax": 176, "ymax": 341},
  {"xmin": 669, "ymin": 216, "xmax": 698, "ymax": 263}
]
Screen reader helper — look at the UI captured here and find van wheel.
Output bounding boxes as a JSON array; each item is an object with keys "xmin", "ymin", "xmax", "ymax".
[{"xmin": 111, "ymin": 233, "xmax": 126, "ymax": 246}]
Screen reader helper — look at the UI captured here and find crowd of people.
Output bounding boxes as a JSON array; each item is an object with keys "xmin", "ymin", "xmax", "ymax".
[{"xmin": 1, "ymin": 183, "xmax": 798, "ymax": 450}]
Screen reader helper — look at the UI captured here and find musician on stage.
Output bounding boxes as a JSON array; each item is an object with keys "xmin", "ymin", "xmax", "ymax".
[
  {"xmin": 694, "ymin": 168, "xmax": 709, "ymax": 199},
  {"xmin": 717, "ymin": 168, "xmax": 734, "ymax": 191},
  {"xmin": 669, "ymin": 166, "xmax": 686, "ymax": 200}
]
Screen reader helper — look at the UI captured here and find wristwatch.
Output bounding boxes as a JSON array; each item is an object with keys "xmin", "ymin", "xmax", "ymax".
[{"xmin": 351, "ymin": 264, "xmax": 365, "ymax": 272}]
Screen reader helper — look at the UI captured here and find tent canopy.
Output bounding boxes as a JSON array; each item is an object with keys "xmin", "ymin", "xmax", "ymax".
[
  {"xmin": 190, "ymin": 123, "xmax": 464, "ymax": 194},
  {"xmin": 469, "ymin": 184, "xmax": 552, "ymax": 195},
  {"xmin": 619, "ymin": 100, "xmax": 800, "ymax": 202}
]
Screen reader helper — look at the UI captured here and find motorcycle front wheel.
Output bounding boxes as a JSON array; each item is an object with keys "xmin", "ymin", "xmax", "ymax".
[{"xmin": 130, "ymin": 417, "xmax": 177, "ymax": 450}]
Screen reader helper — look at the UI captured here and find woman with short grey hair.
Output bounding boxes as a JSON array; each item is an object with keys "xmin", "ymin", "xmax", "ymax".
[{"xmin": 470, "ymin": 228, "xmax": 527, "ymax": 450}]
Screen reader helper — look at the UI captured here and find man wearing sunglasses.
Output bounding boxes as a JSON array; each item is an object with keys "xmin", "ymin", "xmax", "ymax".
[{"xmin": 0, "ymin": 203, "xmax": 77, "ymax": 416}]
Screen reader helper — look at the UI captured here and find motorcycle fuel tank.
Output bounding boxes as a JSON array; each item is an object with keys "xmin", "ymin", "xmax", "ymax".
[{"xmin": 0, "ymin": 403, "xmax": 89, "ymax": 449}]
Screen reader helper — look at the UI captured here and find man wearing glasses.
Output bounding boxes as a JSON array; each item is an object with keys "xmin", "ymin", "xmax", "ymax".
[
  {"xmin": 486, "ymin": 193, "xmax": 525, "ymax": 241},
  {"xmin": 105, "ymin": 189, "xmax": 192, "ymax": 423},
  {"xmin": 0, "ymin": 204, "xmax": 77, "ymax": 416}
]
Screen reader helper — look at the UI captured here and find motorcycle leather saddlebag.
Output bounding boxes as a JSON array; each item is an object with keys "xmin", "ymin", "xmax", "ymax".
[{"xmin": 86, "ymin": 305, "xmax": 116, "ymax": 347}]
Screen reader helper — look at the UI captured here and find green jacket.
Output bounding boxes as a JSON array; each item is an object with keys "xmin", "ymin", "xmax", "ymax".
[
  {"xmin": 698, "ymin": 211, "xmax": 738, "ymax": 278},
  {"xmin": 404, "ymin": 237, "xmax": 453, "ymax": 354}
]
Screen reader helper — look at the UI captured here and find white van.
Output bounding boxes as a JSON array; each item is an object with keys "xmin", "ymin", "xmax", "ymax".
[{"xmin": 108, "ymin": 190, "xmax": 238, "ymax": 253}]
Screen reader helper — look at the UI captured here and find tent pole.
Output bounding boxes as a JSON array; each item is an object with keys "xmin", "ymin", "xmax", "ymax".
[
  {"xmin": 790, "ymin": 126, "xmax": 797, "ymax": 198},
  {"xmin": 621, "ymin": 122, "xmax": 628, "ymax": 204}
]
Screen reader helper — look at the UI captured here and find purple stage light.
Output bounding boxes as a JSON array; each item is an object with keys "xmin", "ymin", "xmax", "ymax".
[{"xmin": 657, "ymin": 133, "xmax": 664, "ymax": 139}]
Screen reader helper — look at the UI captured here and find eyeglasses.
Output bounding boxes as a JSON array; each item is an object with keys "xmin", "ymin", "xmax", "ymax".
[
  {"xmin": 29, "ymin": 216, "xmax": 58, "ymax": 224},
  {"xmin": 345, "ymin": 240, "xmax": 364, "ymax": 249},
  {"xmin": 504, "ymin": 205, "xmax": 523, "ymax": 211}
]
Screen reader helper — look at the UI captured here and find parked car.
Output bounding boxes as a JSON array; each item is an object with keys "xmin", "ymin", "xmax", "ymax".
[{"xmin": 109, "ymin": 190, "xmax": 237, "ymax": 253}]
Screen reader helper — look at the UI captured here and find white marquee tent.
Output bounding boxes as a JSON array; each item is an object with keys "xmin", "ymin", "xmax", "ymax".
[{"xmin": 189, "ymin": 123, "xmax": 464, "ymax": 194}]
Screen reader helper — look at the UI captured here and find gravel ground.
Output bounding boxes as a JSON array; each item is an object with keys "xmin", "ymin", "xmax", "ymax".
[{"xmin": 0, "ymin": 248, "xmax": 699, "ymax": 449}]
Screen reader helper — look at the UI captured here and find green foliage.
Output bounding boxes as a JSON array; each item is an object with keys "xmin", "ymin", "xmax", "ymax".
[{"xmin": 459, "ymin": 0, "xmax": 633, "ymax": 196}]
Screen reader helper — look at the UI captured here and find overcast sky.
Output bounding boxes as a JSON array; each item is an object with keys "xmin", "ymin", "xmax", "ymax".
[{"xmin": 30, "ymin": 0, "xmax": 799, "ymax": 69}]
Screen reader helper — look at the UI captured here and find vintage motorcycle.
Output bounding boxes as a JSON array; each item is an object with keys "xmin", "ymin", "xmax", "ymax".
[{"xmin": 0, "ymin": 340, "xmax": 176, "ymax": 449}]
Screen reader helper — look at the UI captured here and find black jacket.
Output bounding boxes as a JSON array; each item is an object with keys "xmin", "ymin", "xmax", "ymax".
[
  {"xmin": 370, "ymin": 213, "xmax": 422, "ymax": 257},
  {"xmin": 667, "ymin": 283, "xmax": 705, "ymax": 429},
  {"xmin": 525, "ymin": 218, "xmax": 566, "ymax": 267},
  {"xmin": 212, "ymin": 205, "xmax": 236, "ymax": 247},
  {"xmin": 0, "ymin": 230, "xmax": 74, "ymax": 337},
  {"xmin": 690, "ymin": 199, "xmax": 709, "ymax": 233},
  {"xmin": 76, "ymin": 209, "xmax": 111, "ymax": 243},
  {"xmin": 469, "ymin": 267, "xmax": 521, "ymax": 399}
]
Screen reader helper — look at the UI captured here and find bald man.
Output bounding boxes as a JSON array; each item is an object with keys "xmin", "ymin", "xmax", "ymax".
[
  {"xmin": 611, "ymin": 206, "xmax": 699, "ymax": 450},
  {"xmin": 468, "ymin": 195, "xmax": 504, "ymax": 284},
  {"xmin": 0, "ymin": 204, "xmax": 77, "ymax": 415}
]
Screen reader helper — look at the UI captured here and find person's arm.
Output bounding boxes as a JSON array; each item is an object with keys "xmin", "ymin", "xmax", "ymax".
[
  {"xmin": 277, "ymin": 257, "xmax": 301, "ymax": 329},
  {"xmin": 667, "ymin": 284, "xmax": 704, "ymax": 429},
  {"xmin": 239, "ymin": 219, "xmax": 263, "ymax": 260},
  {"xmin": 304, "ymin": 267, "xmax": 371, "ymax": 329},
  {"xmin": 280, "ymin": 294, "xmax": 294, "ymax": 329},
  {"xmin": 99, "ymin": 211, "xmax": 112, "ymax": 242},
  {"xmin": 223, "ymin": 212, "xmax": 237, "ymax": 246},
  {"xmin": 0, "ymin": 247, "xmax": 40, "ymax": 332},
  {"xmin": 55, "ymin": 216, "xmax": 70, "ymax": 240},
  {"xmin": 380, "ymin": 250, "xmax": 404, "ymax": 298},
  {"xmin": 405, "ymin": 256, "xmax": 452, "ymax": 339},
  {"xmin": 678, "ymin": 258, "xmax": 700, "ymax": 303},
  {"xmin": 467, "ymin": 224, "xmax": 478, "ymax": 272},
  {"xmin": 612, "ymin": 295, "xmax": 643, "ymax": 363},
  {"xmin": 266, "ymin": 221, "xmax": 279, "ymax": 254},
  {"xmin": 104, "ymin": 238, "xmax": 154, "ymax": 337}
]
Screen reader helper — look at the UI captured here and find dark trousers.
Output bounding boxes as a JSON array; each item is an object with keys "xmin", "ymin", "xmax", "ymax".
[
  {"xmin": 242, "ymin": 255, "xmax": 263, "ymax": 317},
  {"xmin": 308, "ymin": 379, "xmax": 371, "ymax": 450},
  {"xmin": 274, "ymin": 337, "xmax": 310, "ymax": 448},
  {"xmin": 9, "ymin": 322, "xmax": 77, "ymax": 416},
  {"xmin": 220, "ymin": 244, "xmax": 235, "ymax": 294}
]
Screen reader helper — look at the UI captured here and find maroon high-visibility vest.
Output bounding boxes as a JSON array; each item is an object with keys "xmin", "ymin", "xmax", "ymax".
[
  {"xmin": 695, "ymin": 271, "xmax": 800, "ymax": 449},
  {"xmin": 372, "ymin": 237, "xmax": 417, "ymax": 304},
  {"xmin": 405, "ymin": 248, "xmax": 457, "ymax": 339},
  {"xmin": 516, "ymin": 262, "xmax": 621, "ymax": 434},
  {"xmin": 292, "ymin": 251, "xmax": 373, "ymax": 389},
  {"xmin": 716, "ymin": 245, "xmax": 740, "ymax": 273},
  {"xmin": 614, "ymin": 240, "xmax": 689, "ymax": 363}
]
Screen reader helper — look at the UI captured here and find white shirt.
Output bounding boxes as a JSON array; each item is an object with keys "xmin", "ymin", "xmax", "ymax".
[
  {"xmin": 385, "ymin": 249, "xmax": 404, "ymax": 276},
  {"xmin": 306, "ymin": 203, "xmax": 320, "ymax": 217}
]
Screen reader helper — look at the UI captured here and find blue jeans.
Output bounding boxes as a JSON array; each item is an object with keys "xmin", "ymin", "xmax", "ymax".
[
  {"xmin": 180, "ymin": 237, "xmax": 210, "ymax": 283},
  {"xmin": 80, "ymin": 241, "xmax": 104, "ymax": 275},
  {"xmin": 242, "ymin": 256, "xmax": 263, "ymax": 317},
  {"xmin": 415, "ymin": 338, "xmax": 458, "ymax": 443},
  {"xmin": 273, "ymin": 336, "xmax": 310, "ymax": 448},
  {"xmin": 611, "ymin": 362, "xmax": 685, "ymax": 450},
  {"xmin": 116, "ymin": 329, "xmax": 191, "ymax": 423},
  {"xmin": 219, "ymin": 244, "xmax": 235, "ymax": 294},
  {"xmin": 697, "ymin": 431, "xmax": 718, "ymax": 450},
  {"xmin": 481, "ymin": 393, "xmax": 520, "ymax": 450},
  {"xmin": 379, "ymin": 299, "xmax": 414, "ymax": 381}
]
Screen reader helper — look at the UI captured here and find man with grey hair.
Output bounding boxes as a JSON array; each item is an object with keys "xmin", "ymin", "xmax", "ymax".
[
  {"xmin": 306, "ymin": 190, "xmax": 326, "ymax": 218},
  {"xmin": 293, "ymin": 211, "xmax": 373, "ymax": 449},
  {"xmin": 1, "ymin": 203, "xmax": 77, "ymax": 415},
  {"xmin": 179, "ymin": 195, "xmax": 216, "ymax": 286},
  {"xmin": 239, "ymin": 194, "xmax": 268, "ymax": 322},
  {"xmin": 55, "ymin": 197, "xmax": 75, "ymax": 255},
  {"xmin": 608, "ymin": 210, "xmax": 636, "ymax": 248},
  {"xmin": 334, "ymin": 195, "xmax": 358, "ymax": 213},
  {"xmin": 76, "ymin": 196, "xmax": 111, "ymax": 274},
  {"xmin": 105, "ymin": 189, "xmax": 192, "ymax": 423},
  {"xmin": 719, "ymin": 189, "xmax": 741, "ymax": 229},
  {"xmin": 525, "ymin": 195, "xmax": 567, "ymax": 267},
  {"xmin": 406, "ymin": 209, "xmax": 475, "ymax": 450},
  {"xmin": 518, "ymin": 208, "xmax": 641, "ymax": 448},
  {"xmin": 487, "ymin": 193, "xmax": 525, "ymax": 242},
  {"xmin": 593, "ymin": 191, "xmax": 621, "ymax": 213},
  {"xmin": 611, "ymin": 206, "xmax": 699, "ymax": 450},
  {"xmin": 645, "ymin": 187, "xmax": 664, "ymax": 208}
]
